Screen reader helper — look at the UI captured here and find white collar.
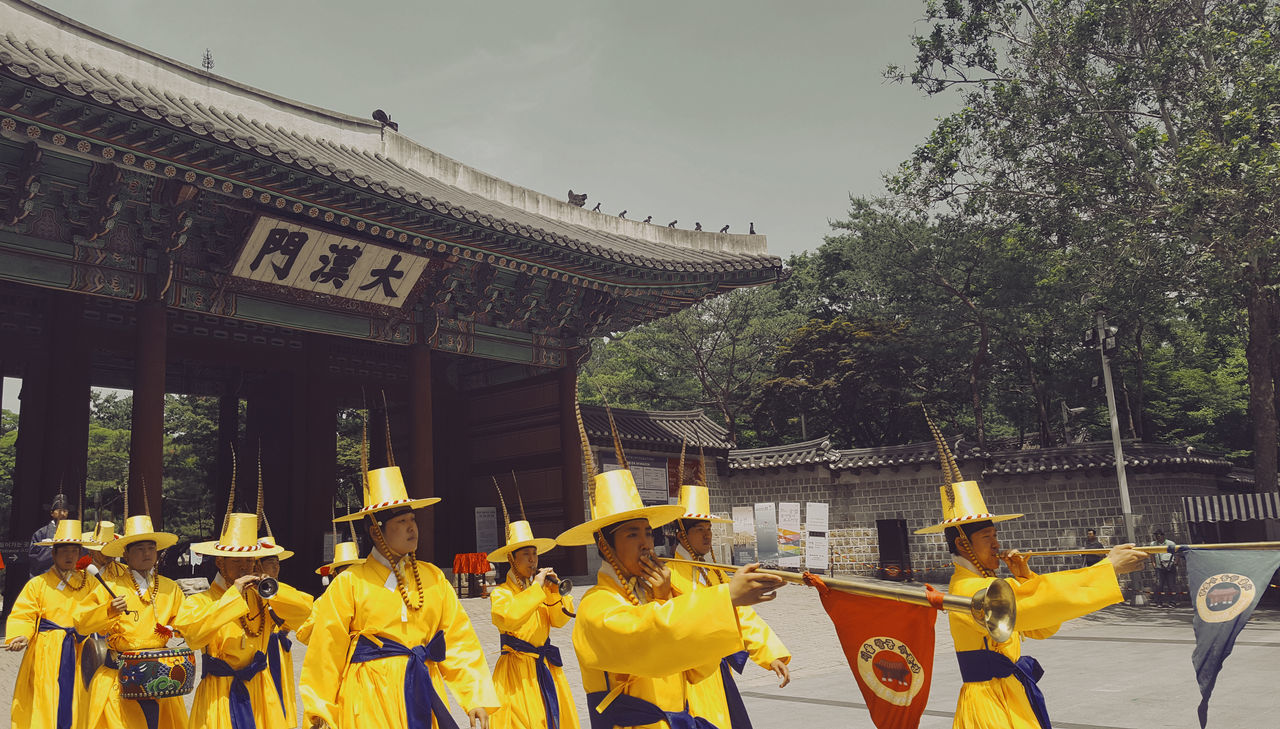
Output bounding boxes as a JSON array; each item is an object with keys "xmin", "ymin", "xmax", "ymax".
[
  {"xmin": 132, "ymin": 569, "xmax": 152, "ymax": 595},
  {"xmin": 953, "ymin": 556, "xmax": 988, "ymax": 576},
  {"xmin": 598, "ymin": 564, "xmax": 649, "ymax": 605},
  {"xmin": 213, "ymin": 573, "xmax": 229, "ymax": 590},
  {"xmin": 370, "ymin": 548, "xmax": 401, "ymax": 591}
]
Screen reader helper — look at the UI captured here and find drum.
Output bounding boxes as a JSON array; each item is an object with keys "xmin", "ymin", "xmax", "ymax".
[{"xmin": 117, "ymin": 648, "xmax": 196, "ymax": 699}]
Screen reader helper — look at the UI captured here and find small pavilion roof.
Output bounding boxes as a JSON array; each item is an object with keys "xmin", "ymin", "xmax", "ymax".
[{"xmin": 580, "ymin": 405, "xmax": 733, "ymax": 452}]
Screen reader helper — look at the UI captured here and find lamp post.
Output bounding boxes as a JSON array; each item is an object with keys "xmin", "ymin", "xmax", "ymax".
[{"xmin": 1083, "ymin": 308, "xmax": 1136, "ymax": 545}]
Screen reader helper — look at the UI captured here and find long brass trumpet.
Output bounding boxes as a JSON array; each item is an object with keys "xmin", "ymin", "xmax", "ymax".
[
  {"xmin": 1010, "ymin": 540, "xmax": 1280, "ymax": 558},
  {"xmin": 662, "ymin": 557, "xmax": 1017, "ymax": 643}
]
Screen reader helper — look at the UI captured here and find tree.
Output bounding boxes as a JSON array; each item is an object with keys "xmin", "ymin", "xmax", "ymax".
[
  {"xmin": 891, "ymin": 0, "xmax": 1280, "ymax": 487},
  {"xmin": 582, "ymin": 286, "xmax": 804, "ymax": 446}
]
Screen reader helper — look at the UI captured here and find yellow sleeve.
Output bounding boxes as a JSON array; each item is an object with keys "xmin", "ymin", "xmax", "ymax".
[
  {"xmin": 548, "ymin": 591, "xmax": 575, "ymax": 629},
  {"xmin": 490, "ymin": 582, "xmax": 543, "ymax": 633},
  {"xmin": 74, "ymin": 581, "xmax": 115, "ymax": 636},
  {"xmin": 429, "ymin": 563, "xmax": 500, "ymax": 714},
  {"xmin": 268, "ymin": 582, "xmax": 314, "ymax": 631},
  {"xmin": 573, "ymin": 583, "xmax": 743, "ymax": 679},
  {"xmin": 955, "ymin": 561, "xmax": 1121, "ymax": 637},
  {"xmin": 738, "ymin": 605, "xmax": 790, "ymax": 668},
  {"xmin": 173, "ymin": 587, "xmax": 250, "ymax": 651},
  {"xmin": 4, "ymin": 577, "xmax": 41, "ymax": 643},
  {"xmin": 299, "ymin": 572, "xmax": 355, "ymax": 729}
]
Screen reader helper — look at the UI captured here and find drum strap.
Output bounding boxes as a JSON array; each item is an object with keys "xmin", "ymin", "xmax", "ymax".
[
  {"xmin": 37, "ymin": 618, "xmax": 86, "ymax": 729},
  {"xmin": 202, "ymin": 651, "xmax": 269, "ymax": 729}
]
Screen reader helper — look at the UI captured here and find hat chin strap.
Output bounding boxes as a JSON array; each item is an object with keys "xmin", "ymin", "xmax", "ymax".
[{"xmin": 955, "ymin": 529, "xmax": 996, "ymax": 578}]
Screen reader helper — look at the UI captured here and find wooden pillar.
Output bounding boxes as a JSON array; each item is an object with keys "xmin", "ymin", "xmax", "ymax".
[
  {"xmin": 559, "ymin": 362, "xmax": 587, "ymax": 575},
  {"xmin": 10, "ymin": 349, "xmax": 50, "ymax": 557},
  {"xmin": 128, "ymin": 300, "xmax": 167, "ymax": 525},
  {"xmin": 298, "ymin": 336, "xmax": 336, "ymax": 591},
  {"xmin": 408, "ymin": 344, "xmax": 435, "ymax": 563},
  {"xmin": 42, "ymin": 294, "xmax": 91, "ymax": 510}
]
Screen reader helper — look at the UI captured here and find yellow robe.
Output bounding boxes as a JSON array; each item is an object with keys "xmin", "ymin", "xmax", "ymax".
[
  {"xmin": 299, "ymin": 551, "xmax": 501, "ymax": 728},
  {"xmin": 667, "ymin": 547, "xmax": 790, "ymax": 729},
  {"xmin": 4, "ymin": 570, "xmax": 95, "ymax": 729},
  {"xmin": 489, "ymin": 572, "xmax": 580, "ymax": 729},
  {"xmin": 948, "ymin": 558, "xmax": 1123, "ymax": 729},
  {"xmin": 75, "ymin": 569, "xmax": 190, "ymax": 729},
  {"xmin": 174, "ymin": 574, "xmax": 308, "ymax": 729},
  {"xmin": 572, "ymin": 566, "xmax": 743, "ymax": 729},
  {"xmin": 264, "ymin": 582, "xmax": 314, "ymax": 728}
]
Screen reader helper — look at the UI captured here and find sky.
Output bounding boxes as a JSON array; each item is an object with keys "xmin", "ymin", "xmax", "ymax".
[{"xmin": 2, "ymin": 1, "xmax": 958, "ymax": 413}]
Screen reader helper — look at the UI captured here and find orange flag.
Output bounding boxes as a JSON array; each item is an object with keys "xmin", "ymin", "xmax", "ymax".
[{"xmin": 803, "ymin": 573, "xmax": 938, "ymax": 729}]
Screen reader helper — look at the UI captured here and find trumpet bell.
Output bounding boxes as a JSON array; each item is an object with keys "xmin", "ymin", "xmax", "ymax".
[
  {"xmin": 971, "ymin": 578, "xmax": 1016, "ymax": 643},
  {"xmin": 557, "ymin": 578, "xmax": 573, "ymax": 596},
  {"xmin": 255, "ymin": 576, "xmax": 279, "ymax": 599}
]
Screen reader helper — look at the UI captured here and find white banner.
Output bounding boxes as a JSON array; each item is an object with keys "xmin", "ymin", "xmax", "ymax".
[
  {"xmin": 754, "ymin": 503, "xmax": 778, "ymax": 562},
  {"xmin": 805, "ymin": 533, "xmax": 829, "ymax": 572},
  {"xmin": 806, "ymin": 502, "xmax": 829, "ymax": 533},
  {"xmin": 778, "ymin": 502, "xmax": 802, "ymax": 568},
  {"xmin": 732, "ymin": 506, "xmax": 756, "ymax": 565},
  {"xmin": 475, "ymin": 506, "xmax": 501, "ymax": 554}
]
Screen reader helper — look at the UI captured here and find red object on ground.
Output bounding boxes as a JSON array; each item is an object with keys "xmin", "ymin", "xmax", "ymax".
[
  {"xmin": 803, "ymin": 572, "xmax": 939, "ymax": 729},
  {"xmin": 452, "ymin": 552, "xmax": 490, "ymax": 575}
]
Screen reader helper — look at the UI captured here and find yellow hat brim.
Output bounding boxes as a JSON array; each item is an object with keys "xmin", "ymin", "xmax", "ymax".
[
  {"xmin": 333, "ymin": 497, "xmax": 441, "ymax": 522},
  {"xmin": 914, "ymin": 513, "xmax": 1023, "ymax": 535},
  {"xmin": 100, "ymin": 532, "xmax": 178, "ymax": 558},
  {"xmin": 315, "ymin": 558, "xmax": 364, "ymax": 575},
  {"xmin": 34, "ymin": 538, "xmax": 91, "ymax": 547},
  {"xmin": 487, "ymin": 538, "xmax": 558, "ymax": 562},
  {"xmin": 555, "ymin": 504, "xmax": 688, "ymax": 547},
  {"xmin": 190, "ymin": 540, "xmax": 285, "ymax": 557}
]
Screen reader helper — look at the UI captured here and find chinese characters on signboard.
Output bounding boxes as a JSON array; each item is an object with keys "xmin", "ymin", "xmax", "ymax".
[{"xmin": 232, "ymin": 217, "xmax": 429, "ymax": 308}]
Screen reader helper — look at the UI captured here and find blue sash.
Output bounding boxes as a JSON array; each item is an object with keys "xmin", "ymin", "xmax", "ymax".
[
  {"xmin": 37, "ymin": 618, "xmax": 86, "ymax": 729},
  {"xmin": 350, "ymin": 631, "xmax": 459, "ymax": 729},
  {"xmin": 586, "ymin": 691, "xmax": 718, "ymax": 729},
  {"xmin": 267, "ymin": 629, "xmax": 292, "ymax": 708},
  {"xmin": 201, "ymin": 651, "xmax": 269, "ymax": 729},
  {"xmin": 718, "ymin": 650, "xmax": 752, "ymax": 729},
  {"xmin": 956, "ymin": 649, "xmax": 1051, "ymax": 729},
  {"xmin": 501, "ymin": 633, "xmax": 563, "ymax": 729}
]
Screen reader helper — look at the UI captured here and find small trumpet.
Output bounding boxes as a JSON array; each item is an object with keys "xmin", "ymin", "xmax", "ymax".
[
  {"xmin": 663, "ymin": 557, "xmax": 1018, "ymax": 643},
  {"xmin": 545, "ymin": 575, "xmax": 573, "ymax": 596},
  {"xmin": 1009, "ymin": 540, "xmax": 1280, "ymax": 558},
  {"xmin": 253, "ymin": 576, "xmax": 279, "ymax": 599}
]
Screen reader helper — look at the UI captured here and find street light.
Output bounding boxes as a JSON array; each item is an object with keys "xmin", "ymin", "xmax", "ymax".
[{"xmin": 1081, "ymin": 298, "xmax": 1136, "ymax": 545}]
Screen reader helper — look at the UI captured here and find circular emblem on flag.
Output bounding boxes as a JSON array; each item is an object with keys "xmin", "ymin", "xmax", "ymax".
[
  {"xmin": 856, "ymin": 636, "xmax": 925, "ymax": 706},
  {"xmin": 1194, "ymin": 573, "xmax": 1256, "ymax": 623}
]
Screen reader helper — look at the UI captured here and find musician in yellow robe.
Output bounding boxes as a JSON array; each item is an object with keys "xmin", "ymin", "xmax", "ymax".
[
  {"xmin": 81, "ymin": 521, "xmax": 129, "ymax": 584},
  {"xmin": 257, "ymin": 537, "xmax": 313, "ymax": 728},
  {"xmin": 4, "ymin": 518, "xmax": 93, "ymax": 729},
  {"xmin": 77, "ymin": 515, "xmax": 188, "ymax": 729},
  {"xmin": 666, "ymin": 481, "xmax": 790, "ymax": 729},
  {"xmin": 176, "ymin": 512, "xmax": 307, "ymax": 729},
  {"xmin": 300, "ymin": 465, "xmax": 500, "ymax": 729},
  {"xmin": 917, "ymin": 420, "xmax": 1148, "ymax": 729},
  {"xmin": 555, "ymin": 404, "xmax": 787, "ymax": 729},
  {"xmin": 487, "ymin": 479, "xmax": 579, "ymax": 729}
]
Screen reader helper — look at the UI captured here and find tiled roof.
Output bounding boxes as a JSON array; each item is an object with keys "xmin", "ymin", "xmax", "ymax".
[
  {"xmin": 0, "ymin": 0, "xmax": 782, "ymax": 279},
  {"xmin": 728, "ymin": 436, "xmax": 1240, "ymax": 478},
  {"xmin": 728, "ymin": 436, "xmax": 840, "ymax": 470},
  {"xmin": 833, "ymin": 439, "xmax": 982, "ymax": 471},
  {"xmin": 981, "ymin": 441, "xmax": 1233, "ymax": 477},
  {"xmin": 580, "ymin": 405, "xmax": 733, "ymax": 451}
]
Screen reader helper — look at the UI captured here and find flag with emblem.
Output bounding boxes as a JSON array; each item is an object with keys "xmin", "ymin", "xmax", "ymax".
[
  {"xmin": 804, "ymin": 573, "xmax": 937, "ymax": 729},
  {"xmin": 1187, "ymin": 548, "xmax": 1280, "ymax": 728}
]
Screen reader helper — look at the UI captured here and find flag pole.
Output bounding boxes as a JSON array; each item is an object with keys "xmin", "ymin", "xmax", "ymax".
[
  {"xmin": 1012, "ymin": 541, "xmax": 1280, "ymax": 558},
  {"xmin": 660, "ymin": 557, "xmax": 1017, "ymax": 642}
]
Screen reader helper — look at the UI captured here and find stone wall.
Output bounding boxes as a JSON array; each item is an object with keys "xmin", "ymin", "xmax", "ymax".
[{"xmin": 716, "ymin": 461, "xmax": 1226, "ymax": 589}]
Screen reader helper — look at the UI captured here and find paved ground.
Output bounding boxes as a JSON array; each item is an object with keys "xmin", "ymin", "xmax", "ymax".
[{"xmin": 2, "ymin": 580, "xmax": 1277, "ymax": 728}]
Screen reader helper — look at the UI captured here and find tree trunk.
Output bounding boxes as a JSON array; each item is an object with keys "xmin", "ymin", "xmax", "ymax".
[
  {"xmin": 1246, "ymin": 280, "xmax": 1278, "ymax": 491},
  {"xmin": 1131, "ymin": 322, "xmax": 1146, "ymax": 440}
]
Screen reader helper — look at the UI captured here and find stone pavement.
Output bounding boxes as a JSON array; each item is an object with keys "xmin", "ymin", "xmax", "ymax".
[{"xmin": 2, "ymin": 580, "xmax": 1277, "ymax": 728}]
